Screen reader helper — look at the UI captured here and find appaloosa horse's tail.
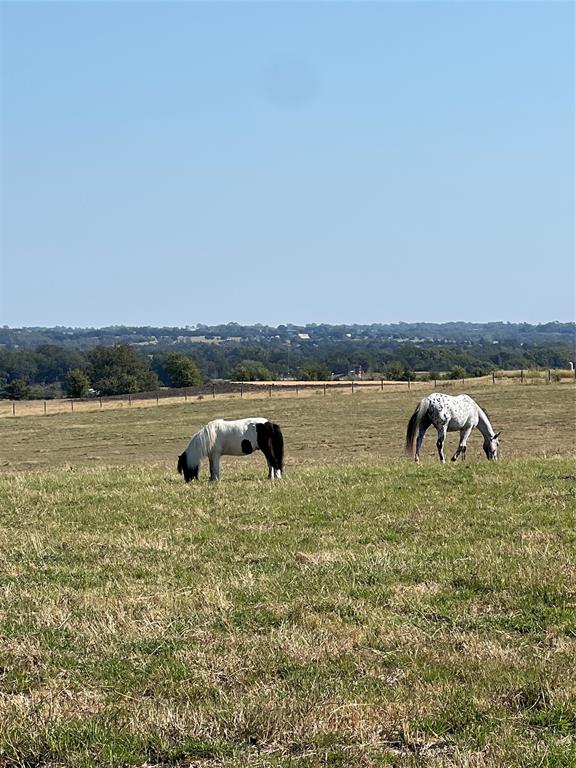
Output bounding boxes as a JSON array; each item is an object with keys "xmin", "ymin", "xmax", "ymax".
[{"xmin": 405, "ymin": 398, "xmax": 431, "ymax": 456}]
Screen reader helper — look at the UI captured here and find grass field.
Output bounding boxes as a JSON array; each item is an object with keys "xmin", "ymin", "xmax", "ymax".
[{"xmin": 0, "ymin": 384, "xmax": 575, "ymax": 766}]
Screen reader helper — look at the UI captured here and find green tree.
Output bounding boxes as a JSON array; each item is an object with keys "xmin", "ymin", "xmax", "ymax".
[
  {"xmin": 384, "ymin": 361, "xmax": 407, "ymax": 381},
  {"xmin": 161, "ymin": 353, "xmax": 203, "ymax": 388},
  {"xmin": 4, "ymin": 378, "xmax": 31, "ymax": 400},
  {"xmin": 299, "ymin": 362, "xmax": 331, "ymax": 381},
  {"xmin": 449, "ymin": 365, "xmax": 467, "ymax": 380},
  {"xmin": 35, "ymin": 345, "xmax": 86, "ymax": 384},
  {"xmin": 87, "ymin": 345, "xmax": 158, "ymax": 396},
  {"xmin": 65, "ymin": 368, "xmax": 90, "ymax": 398},
  {"xmin": 231, "ymin": 360, "xmax": 274, "ymax": 381}
]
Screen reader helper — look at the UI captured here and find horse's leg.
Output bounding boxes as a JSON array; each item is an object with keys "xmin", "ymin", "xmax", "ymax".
[
  {"xmin": 259, "ymin": 441, "xmax": 278, "ymax": 480},
  {"xmin": 436, "ymin": 426, "xmax": 447, "ymax": 463},
  {"xmin": 209, "ymin": 454, "xmax": 220, "ymax": 481},
  {"xmin": 415, "ymin": 424, "xmax": 428, "ymax": 463},
  {"xmin": 266, "ymin": 460, "xmax": 282, "ymax": 480},
  {"xmin": 452, "ymin": 426, "xmax": 473, "ymax": 462}
]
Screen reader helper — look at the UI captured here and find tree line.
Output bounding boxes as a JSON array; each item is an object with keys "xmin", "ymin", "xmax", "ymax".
[
  {"xmin": 0, "ymin": 332, "xmax": 574, "ymax": 400},
  {"xmin": 1, "ymin": 320, "xmax": 574, "ymax": 349}
]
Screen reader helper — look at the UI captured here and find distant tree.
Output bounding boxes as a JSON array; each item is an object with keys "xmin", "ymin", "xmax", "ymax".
[
  {"xmin": 0, "ymin": 349, "xmax": 38, "ymax": 384},
  {"xmin": 298, "ymin": 362, "xmax": 331, "ymax": 381},
  {"xmin": 87, "ymin": 345, "xmax": 158, "ymax": 395},
  {"xmin": 158, "ymin": 353, "xmax": 203, "ymax": 388},
  {"xmin": 449, "ymin": 365, "xmax": 467, "ymax": 380},
  {"xmin": 4, "ymin": 378, "xmax": 31, "ymax": 400},
  {"xmin": 65, "ymin": 368, "xmax": 90, "ymax": 398},
  {"xmin": 231, "ymin": 360, "xmax": 274, "ymax": 381},
  {"xmin": 384, "ymin": 361, "xmax": 411, "ymax": 381},
  {"xmin": 35, "ymin": 345, "xmax": 86, "ymax": 384}
]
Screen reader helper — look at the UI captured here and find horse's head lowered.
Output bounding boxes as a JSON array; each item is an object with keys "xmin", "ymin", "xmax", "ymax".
[
  {"xmin": 483, "ymin": 432, "xmax": 501, "ymax": 461},
  {"xmin": 177, "ymin": 452, "xmax": 199, "ymax": 482}
]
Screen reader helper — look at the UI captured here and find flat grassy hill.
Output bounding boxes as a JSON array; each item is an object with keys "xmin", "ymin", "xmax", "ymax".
[
  {"xmin": 1, "ymin": 382, "xmax": 574, "ymax": 473},
  {"xmin": 0, "ymin": 384, "xmax": 574, "ymax": 766}
]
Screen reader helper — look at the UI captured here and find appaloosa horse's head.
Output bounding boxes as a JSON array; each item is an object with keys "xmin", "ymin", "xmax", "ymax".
[{"xmin": 482, "ymin": 432, "xmax": 501, "ymax": 461}]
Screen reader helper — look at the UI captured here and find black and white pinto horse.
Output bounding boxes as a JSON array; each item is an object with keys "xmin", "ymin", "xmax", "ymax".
[
  {"xmin": 178, "ymin": 417, "xmax": 284, "ymax": 481},
  {"xmin": 406, "ymin": 393, "xmax": 500, "ymax": 463}
]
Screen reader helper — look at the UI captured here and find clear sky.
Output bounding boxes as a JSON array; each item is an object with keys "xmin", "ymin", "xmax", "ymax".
[{"xmin": 1, "ymin": 0, "xmax": 574, "ymax": 328}]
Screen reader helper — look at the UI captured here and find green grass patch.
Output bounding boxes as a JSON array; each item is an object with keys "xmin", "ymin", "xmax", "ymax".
[{"xmin": 0, "ymin": 457, "xmax": 575, "ymax": 766}]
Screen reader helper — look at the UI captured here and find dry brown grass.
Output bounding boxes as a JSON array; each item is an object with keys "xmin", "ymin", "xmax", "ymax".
[
  {"xmin": 0, "ymin": 384, "xmax": 575, "ymax": 766},
  {"xmin": 0, "ymin": 382, "xmax": 574, "ymax": 474}
]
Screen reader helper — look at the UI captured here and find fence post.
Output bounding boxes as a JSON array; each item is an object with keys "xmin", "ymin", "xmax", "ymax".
[
  {"xmin": 380, "ymin": 378, "xmax": 384, "ymax": 391},
  {"xmin": 71, "ymin": 399, "xmax": 74, "ymax": 412},
  {"xmin": 240, "ymin": 383, "xmax": 243, "ymax": 399},
  {"xmin": 44, "ymin": 400, "xmax": 47, "ymax": 415},
  {"xmin": 548, "ymin": 369, "xmax": 551, "ymax": 383},
  {"xmin": 351, "ymin": 380, "xmax": 354, "ymax": 394},
  {"xmin": 12, "ymin": 402, "xmax": 15, "ymax": 416},
  {"xmin": 212, "ymin": 384, "xmax": 216, "ymax": 399},
  {"xmin": 323, "ymin": 383, "xmax": 326, "ymax": 396},
  {"xmin": 520, "ymin": 369, "xmax": 524, "ymax": 384},
  {"xmin": 492, "ymin": 372, "xmax": 495, "ymax": 385},
  {"xmin": 100, "ymin": 397, "xmax": 103, "ymax": 408},
  {"xmin": 268, "ymin": 384, "xmax": 272, "ymax": 397},
  {"xmin": 296, "ymin": 385, "xmax": 299, "ymax": 396},
  {"xmin": 408, "ymin": 377, "xmax": 411, "ymax": 390}
]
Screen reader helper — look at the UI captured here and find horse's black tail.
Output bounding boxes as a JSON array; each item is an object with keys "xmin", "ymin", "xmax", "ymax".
[
  {"xmin": 177, "ymin": 451, "xmax": 187, "ymax": 476},
  {"xmin": 270, "ymin": 422, "xmax": 284, "ymax": 471},
  {"xmin": 406, "ymin": 399, "xmax": 429, "ymax": 456},
  {"xmin": 257, "ymin": 421, "xmax": 284, "ymax": 473}
]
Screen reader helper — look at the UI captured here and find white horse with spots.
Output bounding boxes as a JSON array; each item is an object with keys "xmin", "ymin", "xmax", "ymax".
[
  {"xmin": 406, "ymin": 393, "xmax": 500, "ymax": 463},
  {"xmin": 178, "ymin": 417, "xmax": 284, "ymax": 481}
]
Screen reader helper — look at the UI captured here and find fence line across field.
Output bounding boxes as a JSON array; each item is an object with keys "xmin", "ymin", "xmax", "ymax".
[{"xmin": 1, "ymin": 369, "xmax": 575, "ymax": 418}]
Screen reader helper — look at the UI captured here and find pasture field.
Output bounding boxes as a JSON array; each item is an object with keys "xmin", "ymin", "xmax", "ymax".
[
  {"xmin": 0, "ymin": 384, "xmax": 575, "ymax": 767},
  {"xmin": 1, "ymin": 383, "xmax": 574, "ymax": 473}
]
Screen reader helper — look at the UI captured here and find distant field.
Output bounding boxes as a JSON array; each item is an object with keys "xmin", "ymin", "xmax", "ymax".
[
  {"xmin": 1, "ymin": 370, "xmax": 575, "ymax": 420},
  {"xmin": 0, "ymin": 384, "xmax": 575, "ymax": 767},
  {"xmin": 0, "ymin": 383, "xmax": 574, "ymax": 473}
]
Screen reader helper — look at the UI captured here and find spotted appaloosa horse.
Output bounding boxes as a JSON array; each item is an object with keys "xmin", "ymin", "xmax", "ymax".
[
  {"xmin": 406, "ymin": 393, "xmax": 500, "ymax": 463},
  {"xmin": 177, "ymin": 417, "xmax": 284, "ymax": 481}
]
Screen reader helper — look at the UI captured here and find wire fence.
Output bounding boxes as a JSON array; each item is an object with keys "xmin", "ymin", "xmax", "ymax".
[{"xmin": 1, "ymin": 369, "xmax": 574, "ymax": 418}]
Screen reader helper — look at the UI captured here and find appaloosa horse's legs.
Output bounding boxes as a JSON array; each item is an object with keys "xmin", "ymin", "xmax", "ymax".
[
  {"xmin": 436, "ymin": 425, "xmax": 448, "ymax": 463},
  {"xmin": 452, "ymin": 425, "xmax": 474, "ymax": 462},
  {"xmin": 414, "ymin": 424, "xmax": 429, "ymax": 463}
]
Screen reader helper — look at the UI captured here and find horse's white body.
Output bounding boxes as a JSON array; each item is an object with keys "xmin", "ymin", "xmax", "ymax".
[
  {"xmin": 179, "ymin": 417, "xmax": 283, "ymax": 481},
  {"xmin": 406, "ymin": 393, "xmax": 500, "ymax": 463}
]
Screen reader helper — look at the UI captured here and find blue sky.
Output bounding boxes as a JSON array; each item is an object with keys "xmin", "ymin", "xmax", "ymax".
[{"xmin": 1, "ymin": 0, "xmax": 574, "ymax": 328}]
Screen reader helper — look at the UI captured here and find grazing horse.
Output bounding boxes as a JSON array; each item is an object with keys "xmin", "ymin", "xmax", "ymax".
[
  {"xmin": 177, "ymin": 417, "xmax": 284, "ymax": 481},
  {"xmin": 406, "ymin": 393, "xmax": 500, "ymax": 463}
]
